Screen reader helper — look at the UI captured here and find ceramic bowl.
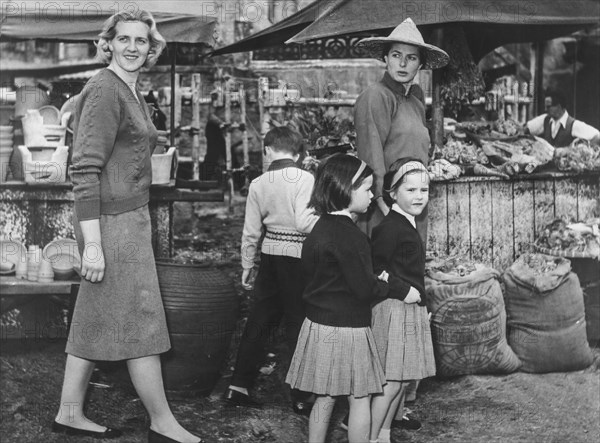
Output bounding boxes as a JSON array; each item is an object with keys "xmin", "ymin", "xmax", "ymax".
[
  {"xmin": 43, "ymin": 238, "xmax": 80, "ymax": 279},
  {"xmin": 38, "ymin": 105, "xmax": 61, "ymax": 125},
  {"xmin": 0, "ymin": 239, "xmax": 27, "ymax": 276}
]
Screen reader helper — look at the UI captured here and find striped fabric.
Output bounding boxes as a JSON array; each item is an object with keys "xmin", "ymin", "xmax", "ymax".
[
  {"xmin": 265, "ymin": 230, "xmax": 307, "ymax": 244},
  {"xmin": 371, "ymin": 299, "xmax": 436, "ymax": 381},
  {"xmin": 286, "ymin": 319, "xmax": 386, "ymax": 398}
]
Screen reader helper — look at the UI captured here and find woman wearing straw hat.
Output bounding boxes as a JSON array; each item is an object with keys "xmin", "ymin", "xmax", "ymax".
[
  {"xmin": 353, "ymin": 18, "xmax": 449, "ymax": 440},
  {"xmin": 354, "ymin": 18, "xmax": 449, "ymax": 241}
]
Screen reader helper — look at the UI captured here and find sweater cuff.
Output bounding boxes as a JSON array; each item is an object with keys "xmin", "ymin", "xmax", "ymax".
[
  {"xmin": 388, "ymin": 276, "xmax": 410, "ymax": 301},
  {"xmin": 75, "ymin": 199, "xmax": 101, "ymax": 221}
]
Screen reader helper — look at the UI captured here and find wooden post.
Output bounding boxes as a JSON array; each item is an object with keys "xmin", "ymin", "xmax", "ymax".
[
  {"xmin": 174, "ymin": 73, "xmax": 182, "ymax": 131},
  {"xmin": 529, "ymin": 43, "xmax": 536, "ymax": 120},
  {"xmin": 169, "ymin": 44, "xmax": 177, "ymax": 147},
  {"xmin": 191, "ymin": 74, "xmax": 201, "ymax": 181},
  {"xmin": 258, "ymin": 77, "xmax": 269, "ymax": 136},
  {"xmin": 258, "ymin": 77, "xmax": 269, "ymax": 173},
  {"xmin": 572, "ymin": 37, "xmax": 578, "ymax": 118},
  {"xmin": 534, "ymin": 42, "xmax": 545, "ymax": 116},
  {"xmin": 224, "ymin": 78, "xmax": 234, "ymax": 210},
  {"xmin": 513, "ymin": 81, "xmax": 519, "ymax": 122},
  {"xmin": 240, "ymin": 84, "xmax": 249, "ymax": 168},
  {"xmin": 240, "ymin": 84, "xmax": 250, "ymax": 193},
  {"xmin": 431, "ymin": 29, "xmax": 444, "ymax": 153}
]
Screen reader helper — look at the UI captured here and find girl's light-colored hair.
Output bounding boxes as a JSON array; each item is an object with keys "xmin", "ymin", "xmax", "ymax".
[{"xmin": 95, "ymin": 10, "xmax": 166, "ymax": 68}]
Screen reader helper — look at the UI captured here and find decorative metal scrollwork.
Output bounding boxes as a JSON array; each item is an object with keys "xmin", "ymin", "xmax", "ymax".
[{"xmin": 253, "ymin": 33, "xmax": 378, "ymax": 60}]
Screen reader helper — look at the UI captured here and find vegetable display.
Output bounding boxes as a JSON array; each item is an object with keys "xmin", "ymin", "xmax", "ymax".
[
  {"xmin": 554, "ymin": 138, "xmax": 600, "ymax": 172},
  {"xmin": 535, "ymin": 218, "xmax": 600, "ymax": 259}
]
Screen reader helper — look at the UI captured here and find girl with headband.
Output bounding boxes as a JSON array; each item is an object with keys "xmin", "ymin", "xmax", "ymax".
[
  {"xmin": 369, "ymin": 158, "xmax": 436, "ymax": 443},
  {"xmin": 285, "ymin": 154, "xmax": 408, "ymax": 443}
]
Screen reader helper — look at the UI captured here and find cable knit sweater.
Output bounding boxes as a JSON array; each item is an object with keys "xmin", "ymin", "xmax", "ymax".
[
  {"xmin": 71, "ymin": 69, "xmax": 157, "ymax": 221},
  {"xmin": 241, "ymin": 158, "xmax": 319, "ymax": 269}
]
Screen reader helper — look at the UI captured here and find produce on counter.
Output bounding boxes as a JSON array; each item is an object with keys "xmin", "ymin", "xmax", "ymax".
[
  {"xmin": 554, "ymin": 138, "xmax": 600, "ymax": 172},
  {"xmin": 456, "ymin": 118, "xmax": 522, "ymax": 139},
  {"xmin": 493, "ymin": 118, "xmax": 522, "ymax": 137},
  {"xmin": 439, "ymin": 126, "xmax": 556, "ymax": 178},
  {"xmin": 480, "ymin": 136, "xmax": 554, "ymax": 174},
  {"xmin": 469, "ymin": 163, "xmax": 510, "ymax": 179},
  {"xmin": 438, "ymin": 134, "xmax": 489, "ymax": 165},
  {"xmin": 535, "ymin": 218, "xmax": 600, "ymax": 258},
  {"xmin": 428, "ymin": 159, "xmax": 462, "ymax": 181}
]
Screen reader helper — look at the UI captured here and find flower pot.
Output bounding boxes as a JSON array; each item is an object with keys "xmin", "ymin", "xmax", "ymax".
[
  {"xmin": 22, "ymin": 110, "xmax": 67, "ymax": 147},
  {"xmin": 17, "ymin": 145, "xmax": 69, "ymax": 183},
  {"xmin": 151, "ymin": 146, "xmax": 177, "ymax": 185}
]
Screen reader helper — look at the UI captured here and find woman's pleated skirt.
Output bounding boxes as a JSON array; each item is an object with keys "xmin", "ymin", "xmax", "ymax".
[
  {"xmin": 286, "ymin": 318, "xmax": 386, "ymax": 398},
  {"xmin": 371, "ymin": 299, "xmax": 436, "ymax": 381}
]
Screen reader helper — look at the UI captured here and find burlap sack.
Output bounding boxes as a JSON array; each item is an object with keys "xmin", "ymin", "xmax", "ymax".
[
  {"xmin": 426, "ymin": 264, "xmax": 521, "ymax": 376},
  {"xmin": 504, "ymin": 253, "xmax": 593, "ymax": 373}
]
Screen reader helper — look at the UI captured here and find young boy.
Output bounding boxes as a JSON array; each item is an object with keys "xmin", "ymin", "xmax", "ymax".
[{"xmin": 224, "ymin": 126, "xmax": 319, "ymax": 415}]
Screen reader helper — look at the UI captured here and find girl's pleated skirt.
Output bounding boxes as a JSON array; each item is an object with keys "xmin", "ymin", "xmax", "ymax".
[
  {"xmin": 371, "ymin": 299, "xmax": 436, "ymax": 381},
  {"xmin": 285, "ymin": 318, "xmax": 386, "ymax": 398}
]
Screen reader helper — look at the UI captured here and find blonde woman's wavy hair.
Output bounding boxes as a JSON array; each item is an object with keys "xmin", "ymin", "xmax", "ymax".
[{"xmin": 95, "ymin": 10, "xmax": 166, "ymax": 68}]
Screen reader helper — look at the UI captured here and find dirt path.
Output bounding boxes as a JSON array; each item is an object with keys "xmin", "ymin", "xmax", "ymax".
[{"xmin": 1, "ymin": 198, "xmax": 599, "ymax": 442}]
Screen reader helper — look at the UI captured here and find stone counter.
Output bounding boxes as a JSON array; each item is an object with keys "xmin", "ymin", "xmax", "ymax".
[{"xmin": 0, "ymin": 181, "xmax": 224, "ymax": 258}]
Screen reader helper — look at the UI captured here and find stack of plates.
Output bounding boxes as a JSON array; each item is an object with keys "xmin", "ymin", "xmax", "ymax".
[
  {"xmin": 0, "ymin": 239, "xmax": 27, "ymax": 276},
  {"xmin": 0, "ymin": 126, "xmax": 14, "ymax": 182}
]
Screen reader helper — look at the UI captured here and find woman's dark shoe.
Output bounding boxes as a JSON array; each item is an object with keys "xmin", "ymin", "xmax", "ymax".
[
  {"xmin": 148, "ymin": 428, "xmax": 202, "ymax": 443},
  {"xmin": 223, "ymin": 388, "xmax": 262, "ymax": 408},
  {"xmin": 52, "ymin": 421, "xmax": 123, "ymax": 439}
]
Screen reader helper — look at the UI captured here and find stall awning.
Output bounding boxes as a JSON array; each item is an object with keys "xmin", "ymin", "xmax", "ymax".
[
  {"xmin": 0, "ymin": 61, "xmax": 105, "ymax": 78},
  {"xmin": 212, "ymin": 0, "xmax": 600, "ymax": 61},
  {"xmin": 0, "ymin": 4, "xmax": 217, "ymax": 46}
]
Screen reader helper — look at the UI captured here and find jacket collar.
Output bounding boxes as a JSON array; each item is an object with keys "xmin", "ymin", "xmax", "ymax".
[
  {"xmin": 382, "ymin": 71, "xmax": 414, "ymax": 97},
  {"xmin": 391, "ymin": 203, "xmax": 416, "ymax": 228},
  {"xmin": 268, "ymin": 158, "xmax": 299, "ymax": 172}
]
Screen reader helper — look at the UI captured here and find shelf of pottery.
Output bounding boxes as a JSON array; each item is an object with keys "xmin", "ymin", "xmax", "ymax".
[{"xmin": 0, "ymin": 104, "xmax": 70, "ymax": 185}]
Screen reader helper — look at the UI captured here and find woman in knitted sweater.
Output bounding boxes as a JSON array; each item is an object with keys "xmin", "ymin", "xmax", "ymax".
[{"xmin": 53, "ymin": 10, "xmax": 200, "ymax": 443}]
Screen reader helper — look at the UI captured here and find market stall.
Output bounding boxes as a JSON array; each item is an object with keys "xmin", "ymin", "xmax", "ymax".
[
  {"xmin": 213, "ymin": 0, "xmax": 599, "ymax": 265},
  {"xmin": 0, "ymin": 4, "xmax": 221, "ymax": 337},
  {"xmin": 0, "ymin": 4, "xmax": 219, "ymax": 254}
]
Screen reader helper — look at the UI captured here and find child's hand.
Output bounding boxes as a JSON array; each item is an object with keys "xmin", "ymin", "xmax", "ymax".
[
  {"xmin": 241, "ymin": 268, "xmax": 256, "ymax": 290},
  {"xmin": 404, "ymin": 286, "xmax": 422, "ymax": 304},
  {"xmin": 377, "ymin": 270, "xmax": 389, "ymax": 283}
]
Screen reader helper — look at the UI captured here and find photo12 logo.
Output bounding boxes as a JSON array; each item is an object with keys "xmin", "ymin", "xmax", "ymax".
[{"xmin": 1, "ymin": 1, "xmax": 142, "ymax": 22}]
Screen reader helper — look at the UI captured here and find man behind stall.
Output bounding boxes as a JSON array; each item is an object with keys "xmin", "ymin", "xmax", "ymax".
[{"xmin": 525, "ymin": 90, "xmax": 600, "ymax": 147}]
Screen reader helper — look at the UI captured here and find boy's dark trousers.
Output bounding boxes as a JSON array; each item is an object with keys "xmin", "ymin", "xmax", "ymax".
[{"xmin": 231, "ymin": 253, "xmax": 309, "ymax": 402}]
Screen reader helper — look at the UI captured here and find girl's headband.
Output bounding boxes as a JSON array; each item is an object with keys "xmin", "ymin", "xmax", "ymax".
[
  {"xmin": 388, "ymin": 161, "xmax": 429, "ymax": 191},
  {"xmin": 351, "ymin": 160, "xmax": 368, "ymax": 185}
]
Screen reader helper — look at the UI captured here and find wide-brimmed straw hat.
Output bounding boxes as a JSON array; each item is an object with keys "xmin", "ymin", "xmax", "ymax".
[{"xmin": 357, "ymin": 18, "xmax": 449, "ymax": 69}]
